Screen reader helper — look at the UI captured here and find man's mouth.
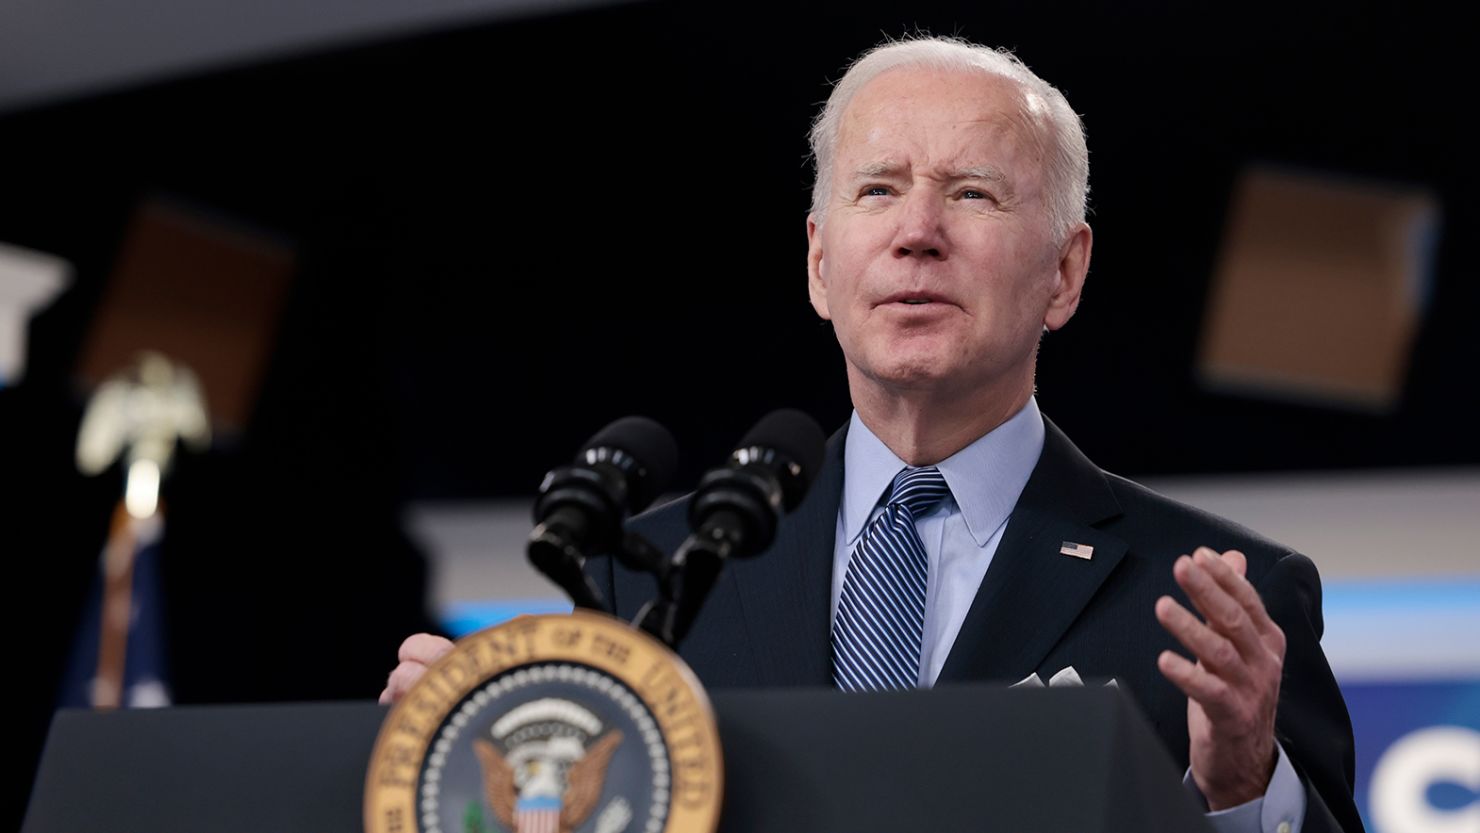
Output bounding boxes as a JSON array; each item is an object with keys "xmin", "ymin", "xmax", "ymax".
[{"xmin": 879, "ymin": 291, "xmax": 952, "ymax": 307}]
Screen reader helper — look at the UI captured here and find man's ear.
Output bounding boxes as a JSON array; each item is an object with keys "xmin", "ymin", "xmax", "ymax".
[
  {"xmin": 806, "ymin": 213, "xmax": 831, "ymax": 320},
  {"xmin": 1043, "ymin": 222, "xmax": 1092, "ymax": 331}
]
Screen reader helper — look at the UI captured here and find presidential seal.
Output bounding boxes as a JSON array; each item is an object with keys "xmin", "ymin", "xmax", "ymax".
[{"xmin": 365, "ymin": 611, "xmax": 723, "ymax": 833}]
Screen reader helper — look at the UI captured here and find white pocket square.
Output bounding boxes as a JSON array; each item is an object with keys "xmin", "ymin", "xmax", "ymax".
[{"xmin": 1011, "ymin": 665, "xmax": 1118, "ymax": 689}]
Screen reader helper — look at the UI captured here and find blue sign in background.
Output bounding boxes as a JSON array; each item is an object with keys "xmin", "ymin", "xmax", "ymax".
[
  {"xmin": 1342, "ymin": 679, "xmax": 1480, "ymax": 833},
  {"xmin": 1320, "ymin": 578, "xmax": 1480, "ymax": 832}
]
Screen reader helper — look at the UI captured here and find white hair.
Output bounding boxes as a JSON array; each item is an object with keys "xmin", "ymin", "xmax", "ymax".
[{"xmin": 808, "ymin": 36, "xmax": 1089, "ymax": 238}]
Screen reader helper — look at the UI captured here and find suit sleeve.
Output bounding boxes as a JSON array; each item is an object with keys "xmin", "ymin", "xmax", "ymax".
[{"xmin": 1258, "ymin": 552, "xmax": 1366, "ymax": 833}]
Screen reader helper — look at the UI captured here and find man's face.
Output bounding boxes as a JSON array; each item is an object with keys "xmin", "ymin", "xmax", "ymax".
[{"xmin": 807, "ymin": 67, "xmax": 1089, "ymax": 400}]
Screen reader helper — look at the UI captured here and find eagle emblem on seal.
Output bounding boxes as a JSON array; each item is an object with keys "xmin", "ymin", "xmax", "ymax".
[{"xmin": 473, "ymin": 698, "xmax": 626, "ymax": 833}]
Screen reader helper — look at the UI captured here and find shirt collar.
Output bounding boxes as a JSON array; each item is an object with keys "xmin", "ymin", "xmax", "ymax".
[{"xmin": 841, "ymin": 397, "xmax": 1046, "ymax": 548}]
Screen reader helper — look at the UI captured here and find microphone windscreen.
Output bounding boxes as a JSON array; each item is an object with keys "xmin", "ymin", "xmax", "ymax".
[
  {"xmin": 735, "ymin": 409, "xmax": 826, "ymax": 489},
  {"xmin": 582, "ymin": 415, "xmax": 680, "ymax": 507}
]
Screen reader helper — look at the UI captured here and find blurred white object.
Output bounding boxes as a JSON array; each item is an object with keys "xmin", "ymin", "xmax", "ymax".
[
  {"xmin": 1369, "ymin": 725, "xmax": 1480, "ymax": 833},
  {"xmin": 76, "ymin": 352, "xmax": 212, "ymax": 517},
  {"xmin": 124, "ymin": 459, "xmax": 162, "ymax": 519},
  {"xmin": 0, "ymin": 241, "xmax": 71, "ymax": 385}
]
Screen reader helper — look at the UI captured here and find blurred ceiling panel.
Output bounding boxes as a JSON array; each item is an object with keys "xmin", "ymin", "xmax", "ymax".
[{"xmin": 0, "ymin": 0, "xmax": 633, "ymax": 114}]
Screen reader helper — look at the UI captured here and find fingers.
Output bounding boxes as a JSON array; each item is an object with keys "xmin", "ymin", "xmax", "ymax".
[
  {"xmin": 379, "ymin": 660, "xmax": 430, "ymax": 704},
  {"xmin": 1158, "ymin": 547, "xmax": 1283, "ymax": 809},
  {"xmin": 1220, "ymin": 549, "xmax": 1247, "ymax": 578},
  {"xmin": 1202, "ymin": 550, "xmax": 1286, "ymax": 656},
  {"xmin": 1157, "ymin": 648, "xmax": 1239, "ymax": 720},
  {"xmin": 379, "ymin": 633, "xmax": 456, "ymax": 705},
  {"xmin": 1155, "ymin": 595, "xmax": 1243, "ymax": 677},
  {"xmin": 1173, "ymin": 550, "xmax": 1272, "ymax": 666},
  {"xmin": 1157, "ymin": 547, "xmax": 1289, "ymax": 701},
  {"xmin": 399, "ymin": 633, "xmax": 455, "ymax": 665},
  {"xmin": 1156, "ymin": 547, "xmax": 1288, "ymax": 715},
  {"xmin": 1194, "ymin": 548, "xmax": 1287, "ymax": 660}
]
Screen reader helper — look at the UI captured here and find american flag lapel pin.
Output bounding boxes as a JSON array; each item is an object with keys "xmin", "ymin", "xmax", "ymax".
[{"xmin": 1060, "ymin": 541, "xmax": 1094, "ymax": 560}]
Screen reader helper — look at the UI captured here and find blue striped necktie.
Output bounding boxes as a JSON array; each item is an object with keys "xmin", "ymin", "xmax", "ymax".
[{"xmin": 832, "ymin": 466, "xmax": 951, "ymax": 691}]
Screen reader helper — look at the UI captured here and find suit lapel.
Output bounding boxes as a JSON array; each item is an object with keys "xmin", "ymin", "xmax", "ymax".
[
  {"xmin": 937, "ymin": 417, "xmax": 1127, "ymax": 684},
  {"xmin": 726, "ymin": 425, "xmax": 846, "ymax": 687}
]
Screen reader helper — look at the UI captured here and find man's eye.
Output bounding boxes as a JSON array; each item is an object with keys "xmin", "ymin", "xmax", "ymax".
[
  {"xmin": 861, "ymin": 185, "xmax": 892, "ymax": 197},
  {"xmin": 961, "ymin": 189, "xmax": 992, "ymax": 200}
]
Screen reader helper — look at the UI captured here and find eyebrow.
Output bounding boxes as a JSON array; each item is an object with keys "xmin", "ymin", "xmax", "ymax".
[
  {"xmin": 846, "ymin": 161, "xmax": 1010, "ymax": 185},
  {"xmin": 948, "ymin": 165, "xmax": 1008, "ymax": 184},
  {"xmin": 849, "ymin": 161, "xmax": 904, "ymax": 180}
]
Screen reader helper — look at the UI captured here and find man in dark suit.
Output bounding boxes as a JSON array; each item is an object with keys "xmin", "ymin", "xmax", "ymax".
[{"xmin": 385, "ymin": 35, "xmax": 1361, "ymax": 832}]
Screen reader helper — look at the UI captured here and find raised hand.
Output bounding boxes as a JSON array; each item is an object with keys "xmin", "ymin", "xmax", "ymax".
[{"xmin": 1155, "ymin": 547, "xmax": 1286, "ymax": 809}]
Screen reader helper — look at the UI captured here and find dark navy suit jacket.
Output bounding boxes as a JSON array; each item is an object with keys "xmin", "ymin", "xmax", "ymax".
[{"xmin": 588, "ymin": 416, "xmax": 1362, "ymax": 832}]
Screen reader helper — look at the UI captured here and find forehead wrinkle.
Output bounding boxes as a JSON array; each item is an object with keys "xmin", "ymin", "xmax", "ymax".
[
  {"xmin": 851, "ymin": 157, "xmax": 1010, "ymax": 182},
  {"xmin": 836, "ymin": 73, "xmax": 1044, "ymax": 194},
  {"xmin": 845, "ymin": 112, "xmax": 1028, "ymax": 168}
]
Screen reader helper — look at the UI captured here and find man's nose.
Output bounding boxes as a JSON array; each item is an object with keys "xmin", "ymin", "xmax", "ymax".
[{"xmin": 891, "ymin": 190, "xmax": 949, "ymax": 259}]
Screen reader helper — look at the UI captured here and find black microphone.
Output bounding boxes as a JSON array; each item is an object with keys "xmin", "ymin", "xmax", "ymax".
[
  {"xmin": 688, "ymin": 408, "xmax": 827, "ymax": 558},
  {"xmin": 637, "ymin": 409, "xmax": 826, "ymax": 646},
  {"xmin": 529, "ymin": 416, "xmax": 679, "ymax": 611}
]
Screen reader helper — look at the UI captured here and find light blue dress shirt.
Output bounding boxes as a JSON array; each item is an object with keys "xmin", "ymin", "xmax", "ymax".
[{"xmin": 829, "ymin": 397, "xmax": 1306, "ymax": 833}]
